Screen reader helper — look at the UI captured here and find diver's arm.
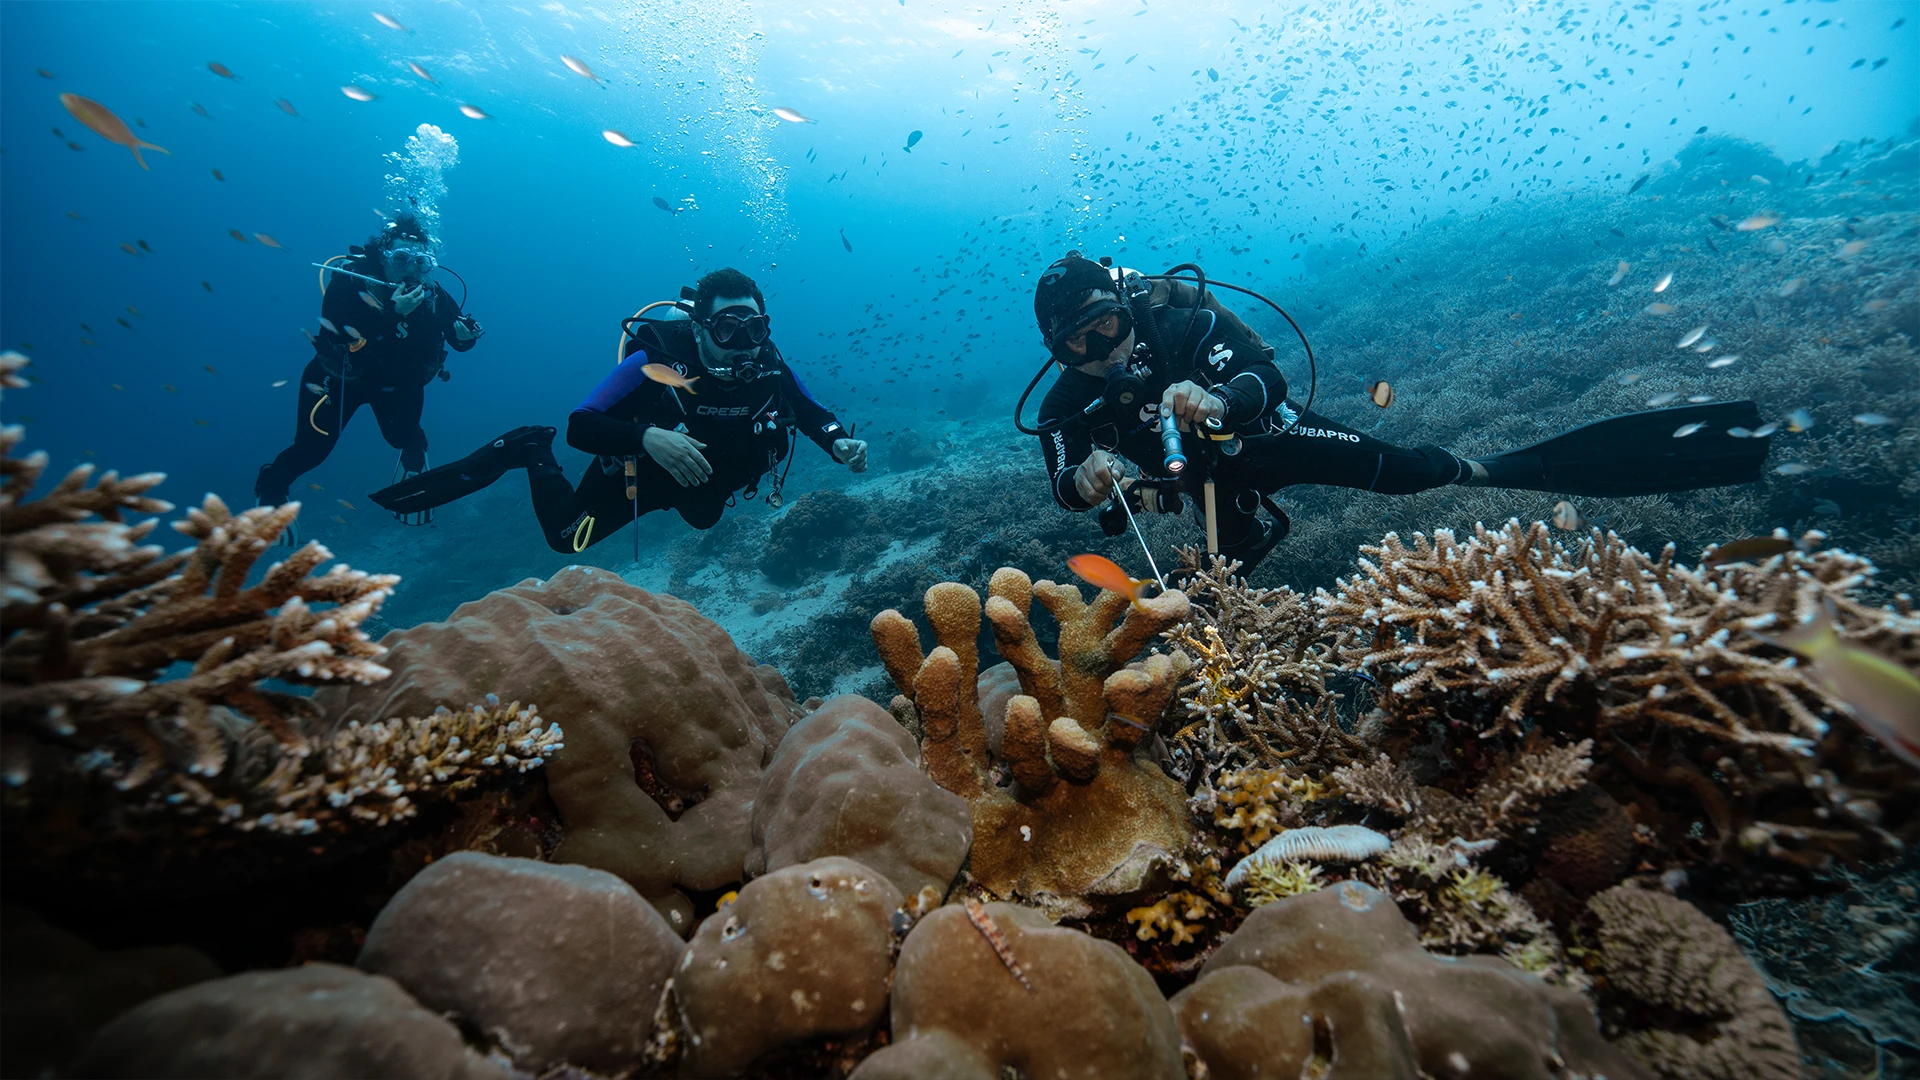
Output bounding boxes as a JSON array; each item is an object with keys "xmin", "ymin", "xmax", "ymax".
[
  {"xmin": 1210, "ymin": 358, "xmax": 1288, "ymax": 425},
  {"xmin": 437, "ymin": 285, "xmax": 481, "ymax": 353},
  {"xmin": 1041, "ymin": 422, "xmax": 1099, "ymax": 511},
  {"xmin": 565, "ymin": 352, "xmax": 676, "ymax": 456},
  {"xmin": 775, "ymin": 364, "xmax": 849, "ymax": 454},
  {"xmin": 314, "ymin": 272, "xmax": 362, "ymax": 355}
]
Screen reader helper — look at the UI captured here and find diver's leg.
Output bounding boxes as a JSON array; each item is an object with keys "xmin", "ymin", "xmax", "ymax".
[
  {"xmin": 535, "ymin": 456, "xmax": 678, "ymax": 553},
  {"xmin": 255, "ymin": 359, "xmax": 350, "ymax": 504},
  {"xmin": 369, "ymin": 383, "xmax": 429, "ymax": 473},
  {"xmin": 1242, "ymin": 408, "xmax": 1465, "ymax": 494},
  {"xmin": 367, "ymin": 425, "xmax": 557, "ymax": 516}
]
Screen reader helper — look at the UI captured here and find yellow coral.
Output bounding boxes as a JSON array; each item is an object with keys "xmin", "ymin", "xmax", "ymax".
[
  {"xmin": 1211, "ymin": 767, "xmax": 1329, "ymax": 850},
  {"xmin": 1125, "ymin": 890, "xmax": 1215, "ymax": 944},
  {"xmin": 1238, "ymin": 859, "xmax": 1324, "ymax": 908}
]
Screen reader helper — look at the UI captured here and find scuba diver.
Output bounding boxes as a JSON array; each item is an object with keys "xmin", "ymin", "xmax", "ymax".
[
  {"xmin": 254, "ymin": 211, "xmax": 484, "ymax": 518},
  {"xmin": 1022, "ymin": 252, "xmax": 1771, "ymax": 572},
  {"xmin": 369, "ymin": 267, "xmax": 869, "ymax": 552}
]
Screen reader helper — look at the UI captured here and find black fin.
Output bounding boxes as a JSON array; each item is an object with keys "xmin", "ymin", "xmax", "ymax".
[{"xmin": 1473, "ymin": 401, "xmax": 1770, "ymax": 498}]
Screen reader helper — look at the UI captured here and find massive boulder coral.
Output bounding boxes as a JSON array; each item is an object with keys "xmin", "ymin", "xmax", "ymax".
[
  {"xmin": 356, "ymin": 852, "xmax": 684, "ymax": 1076},
  {"xmin": 1316, "ymin": 519, "xmax": 1918, "ymax": 883},
  {"xmin": 319, "ymin": 566, "xmax": 803, "ymax": 929},
  {"xmin": 745, "ymin": 695, "xmax": 971, "ymax": 899},
  {"xmin": 871, "ymin": 568, "xmax": 1192, "ymax": 911},
  {"xmin": 72, "ymin": 963, "xmax": 508, "ymax": 1080},
  {"xmin": 1587, "ymin": 885, "xmax": 1801, "ymax": 1080},
  {"xmin": 850, "ymin": 900, "xmax": 1186, "ymax": 1080},
  {"xmin": 1173, "ymin": 881, "xmax": 1649, "ymax": 1080},
  {"xmin": 669, "ymin": 857, "xmax": 902, "ymax": 1076}
]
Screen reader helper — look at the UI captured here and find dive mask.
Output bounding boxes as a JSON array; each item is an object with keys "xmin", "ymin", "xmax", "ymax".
[
  {"xmin": 1057, "ymin": 301, "xmax": 1133, "ymax": 365},
  {"xmin": 700, "ymin": 308, "xmax": 772, "ymax": 349},
  {"xmin": 386, "ymin": 246, "xmax": 437, "ymax": 280}
]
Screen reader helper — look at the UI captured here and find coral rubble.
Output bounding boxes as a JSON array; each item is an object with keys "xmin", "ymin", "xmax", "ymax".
[{"xmin": 871, "ymin": 569, "xmax": 1193, "ymax": 912}]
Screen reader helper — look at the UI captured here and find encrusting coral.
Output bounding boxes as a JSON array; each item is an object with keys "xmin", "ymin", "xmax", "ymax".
[
  {"xmin": 1587, "ymin": 884, "xmax": 1802, "ymax": 1080},
  {"xmin": 1318, "ymin": 518, "xmax": 1918, "ymax": 885},
  {"xmin": 870, "ymin": 568, "xmax": 1194, "ymax": 912}
]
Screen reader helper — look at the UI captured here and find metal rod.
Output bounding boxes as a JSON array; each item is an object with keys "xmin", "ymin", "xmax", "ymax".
[
  {"xmin": 310, "ymin": 262, "xmax": 392, "ymax": 288},
  {"xmin": 1204, "ymin": 480, "xmax": 1219, "ymax": 555},
  {"xmin": 1113, "ymin": 479, "xmax": 1165, "ymax": 588}
]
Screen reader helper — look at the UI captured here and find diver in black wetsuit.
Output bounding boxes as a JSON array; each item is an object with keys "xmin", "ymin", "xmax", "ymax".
[
  {"xmin": 254, "ymin": 212, "xmax": 484, "ymax": 508},
  {"xmin": 1028, "ymin": 252, "xmax": 1771, "ymax": 571},
  {"xmin": 370, "ymin": 267, "xmax": 869, "ymax": 553}
]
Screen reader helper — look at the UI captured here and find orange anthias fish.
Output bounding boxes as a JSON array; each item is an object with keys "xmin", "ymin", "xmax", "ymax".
[
  {"xmin": 641, "ymin": 363, "xmax": 698, "ymax": 394},
  {"xmin": 60, "ymin": 93, "xmax": 170, "ymax": 169},
  {"xmin": 1066, "ymin": 553, "xmax": 1157, "ymax": 612}
]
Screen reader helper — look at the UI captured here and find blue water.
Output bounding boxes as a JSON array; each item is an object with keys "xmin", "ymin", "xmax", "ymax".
[{"xmin": 2, "ymin": 0, "xmax": 1914, "ymax": 554}]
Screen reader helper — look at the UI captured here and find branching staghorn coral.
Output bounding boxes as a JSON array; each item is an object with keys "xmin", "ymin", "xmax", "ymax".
[
  {"xmin": 870, "ymin": 568, "xmax": 1193, "ymax": 911},
  {"xmin": 1318, "ymin": 518, "xmax": 1918, "ymax": 878},
  {"xmin": 1168, "ymin": 549, "xmax": 1364, "ymax": 780},
  {"xmin": 1332, "ymin": 736, "xmax": 1596, "ymax": 844}
]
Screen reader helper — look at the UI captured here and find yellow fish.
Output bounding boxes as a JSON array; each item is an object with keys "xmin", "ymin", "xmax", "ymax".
[
  {"xmin": 1761, "ymin": 605, "xmax": 1920, "ymax": 771},
  {"xmin": 308, "ymin": 483, "xmax": 324, "ymax": 491},
  {"xmin": 332, "ymin": 515, "xmax": 349, "ymax": 524},
  {"xmin": 641, "ymin": 363, "xmax": 698, "ymax": 394},
  {"xmin": 338, "ymin": 499, "xmax": 358, "ymax": 511},
  {"xmin": 60, "ymin": 93, "xmax": 170, "ymax": 169}
]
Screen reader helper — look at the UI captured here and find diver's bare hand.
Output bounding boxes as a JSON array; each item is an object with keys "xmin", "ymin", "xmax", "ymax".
[
  {"xmin": 1074, "ymin": 449, "xmax": 1124, "ymax": 504},
  {"xmin": 643, "ymin": 427, "xmax": 711, "ymax": 487},
  {"xmin": 1161, "ymin": 380, "xmax": 1225, "ymax": 432},
  {"xmin": 832, "ymin": 438, "xmax": 869, "ymax": 473},
  {"xmin": 392, "ymin": 283, "xmax": 430, "ymax": 316}
]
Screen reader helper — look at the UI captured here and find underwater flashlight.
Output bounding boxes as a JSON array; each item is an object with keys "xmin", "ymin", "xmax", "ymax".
[{"xmin": 1159, "ymin": 412, "xmax": 1186, "ymax": 475}]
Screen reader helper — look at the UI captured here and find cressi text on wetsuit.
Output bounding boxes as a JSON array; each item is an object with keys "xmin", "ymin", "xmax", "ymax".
[
  {"xmin": 524, "ymin": 318, "xmax": 849, "ymax": 552},
  {"xmin": 1035, "ymin": 278, "xmax": 1463, "ymax": 554},
  {"xmin": 256, "ymin": 256, "xmax": 477, "ymax": 503}
]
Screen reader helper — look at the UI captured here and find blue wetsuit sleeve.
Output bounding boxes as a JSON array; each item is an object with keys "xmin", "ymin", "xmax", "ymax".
[
  {"xmin": 566, "ymin": 349, "xmax": 682, "ymax": 456},
  {"xmin": 776, "ymin": 364, "xmax": 847, "ymax": 455}
]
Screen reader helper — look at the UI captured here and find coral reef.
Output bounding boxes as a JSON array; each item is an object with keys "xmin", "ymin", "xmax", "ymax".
[
  {"xmin": 745, "ymin": 694, "xmax": 971, "ymax": 899},
  {"xmin": 669, "ymin": 857, "xmax": 903, "ymax": 1076},
  {"xmin": 1319, "ymin": 519, "xmax": 1919, "ymax": 889},
  {"xmin": 851, "ymin": 900, "xmax": 1187, "ymax": 1080},
  {"xmin": 356, "ymin": 852, "xmax": 684, "ymax": 1076},
  {"xmin": 0, "ymin": 905, "xmax": 220, "ymax": 1078},
  {"xmin": 1174, "ymin": 881, "xmax": 1648, "ymax": 1080},
  {"xmin": 317, "ymin": 566, "xmax": 804, "ymax": 931},
  {"xmin": 759, "ymin": 490, "xmax": 883, "ymax": 585},
  {"xmin": 74, "ymin": 963, "xmax": 509, "ymax": 1080},
  {"xmin": 871, "ymin": 569, "xmax": 1193, "ymax": 912},
  {"xmin": 1167, "ymin": 549, "xmax": 1363, "ymax": 782},
  {"xmin": 1587, "ymin": 884, "xmax": 1801, "ymax": 1080}
]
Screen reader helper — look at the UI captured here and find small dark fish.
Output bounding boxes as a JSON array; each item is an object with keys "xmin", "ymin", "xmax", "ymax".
[
  {"xmin": 1608, "ymin": 227, "xmax": 1625, "ymax": 237},
  {"xmin": 191, "ymin": 102, "xmax": 211, "ymax": 119},
  {"xmin": 840, "ymin": 229, "xmax": 853, "ymax": 253},
  {"xmin": 201, "ymin": 280, "xmax": 214, "ymax": 292},
  {"xmin": 276, "ymin": 98, "xmax": 299, "ymax": 117},
  {"xmin": 1703, "ymin": 536, "xmax": 1795, "ymax": 568},
  {"xmin": 651, "ymin": 196, "xmax": 681, "ymax": 214},
  {"xmin": 904, "ymin": 129, "xmax": 922, "ymax": 151},
  {"xmin": 211, "ymin": 168, "xmax": 224, "ymax": 180},
  {"xmin": 208, "ymin": 61, "xmax": 238, "ymax": 79},
  {"xmin": 1207, "ymin": 68, "xmax": 1219, "ymax": 82},
  {"xmin": 52, "ymin": 126, "xmax": 65, "ymax": 138},
  {"xmin": 137, "ymin": 239, "xmax": 152, "ymax": 253},
  {"xmin": 1628, "ymin": 174, "xmax": 1649, "ymax": 194}
]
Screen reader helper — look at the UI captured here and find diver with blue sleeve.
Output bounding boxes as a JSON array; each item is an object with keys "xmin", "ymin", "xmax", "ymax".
[
  {"xmin": 1021, "ymin": 252, "xmax": 1771, "ymax": 573},
  {"xmin": 253, "ymin": 212, "xmax": 483, "ymax": 515},
  {"xmin": 370, "ymin": 267, "xmax": 868, "ymax": 553}
]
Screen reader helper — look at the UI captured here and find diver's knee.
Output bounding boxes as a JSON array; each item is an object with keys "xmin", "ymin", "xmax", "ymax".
[{"xmin": 677, "ymin": 502, "xmax": 725, "ymax": 530}]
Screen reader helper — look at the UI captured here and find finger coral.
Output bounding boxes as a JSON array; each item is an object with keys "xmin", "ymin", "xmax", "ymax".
[
  {"xmin": 870, "ymin": 568, "xmax": 1193, "ymax": 913},
  {"xmin": 1587, "ymin": 885, "xmax": 1801, "ymax": 1080}
]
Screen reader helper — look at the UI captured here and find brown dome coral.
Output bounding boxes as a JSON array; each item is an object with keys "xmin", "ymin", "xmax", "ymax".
[{"xmin": 318, "ymin": 566, "xmax": 803, "ymax": 929}]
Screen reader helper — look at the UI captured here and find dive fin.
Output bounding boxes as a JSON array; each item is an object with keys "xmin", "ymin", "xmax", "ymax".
[
  {"xmin": 369, "ymin": 426, "xmax": 554, "ymax": 515},
  {"xmin": 1467, "ymin": 401, "xmax": 1770, "ymax": 498}
]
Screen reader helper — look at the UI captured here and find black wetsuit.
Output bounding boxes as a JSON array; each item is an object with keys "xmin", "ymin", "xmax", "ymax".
[
  {"xmin": 1036, "ymin": 278, "xmax": 1462, "ymax": 554},
  {"xmin": 523, "ymin": 319, "xmax": 850, "ymax": 552},
  {"xmin": 255, "ymin": 257, "xmax": 477, "ymax": 503}
]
